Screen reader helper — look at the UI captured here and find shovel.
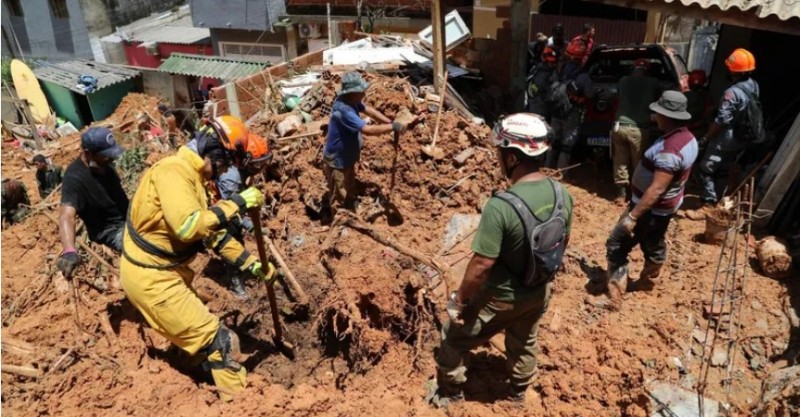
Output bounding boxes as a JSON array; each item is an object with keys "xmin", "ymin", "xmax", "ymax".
[
  {"xmin": 422, "ymin": 71, "xmax": 448, "ymax": 161},
  {"xmin": 249, "ymin": 208, "xmax": 296, "ymax": 360}
]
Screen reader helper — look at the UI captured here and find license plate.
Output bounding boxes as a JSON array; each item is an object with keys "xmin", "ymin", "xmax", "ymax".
[{"xmin": 587, "ymin": 136, "xmax": 610, "ymax": 147}]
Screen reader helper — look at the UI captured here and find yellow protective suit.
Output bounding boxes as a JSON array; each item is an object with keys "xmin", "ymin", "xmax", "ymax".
[{"xmin": 120, "ymin": 145, "xmax": 256, "ymax": 401}]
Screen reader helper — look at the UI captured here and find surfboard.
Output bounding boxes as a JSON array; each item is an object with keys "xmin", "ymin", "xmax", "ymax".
[{"xmin": 10, "ymin": 59, "xmax": 53, "ymax": 125}]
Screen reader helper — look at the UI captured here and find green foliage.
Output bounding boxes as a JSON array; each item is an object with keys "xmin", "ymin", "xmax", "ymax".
[
  {"xmin": 116, "ymin": 146, "xmax": 149, "ymax": 193},
  {"xmin": 1, "ymin": 59, "xmax": 13, "ymax": 87}
]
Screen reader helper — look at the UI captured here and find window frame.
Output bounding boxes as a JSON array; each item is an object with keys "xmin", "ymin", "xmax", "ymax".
[{"xmin": 218, "ymin": 41, "xmax": 285, "ymax": 64}]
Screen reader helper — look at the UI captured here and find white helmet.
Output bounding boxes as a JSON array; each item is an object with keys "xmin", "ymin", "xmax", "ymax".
[{"xmin": 490, "ymin": 113, "xmax": 552, "ymax": 157}]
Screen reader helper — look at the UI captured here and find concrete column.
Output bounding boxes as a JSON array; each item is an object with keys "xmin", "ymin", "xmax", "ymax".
[{"xmin": 508, "ymin": 0, "xmax": 531, "ymax": 97}]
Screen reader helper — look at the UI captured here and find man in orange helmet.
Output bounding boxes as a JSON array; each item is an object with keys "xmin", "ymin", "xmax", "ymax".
[
  {"xmin": 121, "ymin": 115, "xmax": 277, "ymax": 402},
  {"xmin": 686, "ymin": 48, "xmax": 761, "ymax": 220},
  {"xmin": 214, "ymin": 133, "xmax": 273, "ymax": 299}
]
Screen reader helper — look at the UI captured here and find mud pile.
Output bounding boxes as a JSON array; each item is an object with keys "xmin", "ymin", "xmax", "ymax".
[{"xmin": 2, "ymin": 81, "xmax": 798, "ymax": 417}]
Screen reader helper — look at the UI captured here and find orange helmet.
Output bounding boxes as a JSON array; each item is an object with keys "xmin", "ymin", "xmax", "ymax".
[
  {"xmin": 725, "ymin": 48, "xmax": 755, "ymax": 73},
  {"xmin": 688, "ymin": 69, "xmax": 707, "ymax": 88},
  {"xmin": 246, "ymin": 133, "xmax": 272, "ymax": 163},
  {"xmin": 210, "ymin": 115, "xmax": 249, "ymax": 155}
]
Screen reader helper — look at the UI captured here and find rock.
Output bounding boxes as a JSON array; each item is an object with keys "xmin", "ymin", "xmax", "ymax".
[
  {"xmin": 693, "ymin": 328, "xmax": 708, "ymax": 344},
  {"xmin": 670, "ymin": 357, "xmax": 684, "ymax": 371},
  {"xmin": 756, "ymin": 318, "xmax": 770, "ymax": 330},
  {"xmin": 453, "ymin": 147, "xmax": 475, "ymax": 166},
  {"xmin": 711, "ymin": 346, "xmax": 728, "ymax": 367},
  {"xmin": 648, "ymin": 381, "xmax": 719, "ymax": 417},
  {"xmin": 749, "ymin": 357, "xmax": 764, "ymax": 371},
  {"xmin": 753, "ymin": 365, "xmax": 800, "ymax": 417},
  {"xmin": 680, "ymin": 374, "xmax": 696, "ymax": 390},
  {"xmin": 441, "ymin": 214, "xmax": 481, "ymax": 252},
  {"xmin": 751, "ymin": 299, "xmax": 763, "ymax": 311},
  {"xmin": 290, "ymin": 234, "xmax": 306, "ymax": 248}
]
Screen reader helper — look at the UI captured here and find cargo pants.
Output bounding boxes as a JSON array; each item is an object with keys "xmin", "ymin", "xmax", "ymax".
[
  {"xmin": 547, "ymin": 107, "xmax": 582, "ymax": 169},
  {"xmin": 611, "ymin": 125, "xmax": 643, "ymax": 187},
  {"xmin": 323, "ymin": 155, "xmax": 357, "ymax": 210},
  {"xmin": 436, "ymin": 282, "xmax": 553, "ymax": 390},
  {"xmin": 696, "ymin": 130, "xmax": 744, "ymax": 204},
  {"xmin": 606, "ymin": 205, "xmax": 672, "ymax": 273}
]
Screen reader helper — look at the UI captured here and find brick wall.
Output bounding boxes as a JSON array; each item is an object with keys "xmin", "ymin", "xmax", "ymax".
[{"xmin": 210, "ymin": 50, "xmax": 325, "ymax": 119}]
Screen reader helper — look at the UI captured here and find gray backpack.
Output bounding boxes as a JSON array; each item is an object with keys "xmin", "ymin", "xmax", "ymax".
[{"xmin": 494, "ymin": 179, "xmax": 568, "ymax": 288}]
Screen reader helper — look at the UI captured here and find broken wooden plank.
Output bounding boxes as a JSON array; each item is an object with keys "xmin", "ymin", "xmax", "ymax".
[
  {"xmin": 1, "ymin": 339, "xmax": 36, "ymax": 357},
  {"xmin": 2, "ymin": 364, "xmax": 41, "ymax": 378},
  {"xmin": 453, "ymin": 147, "xmax": 475, "ymax": 166}
]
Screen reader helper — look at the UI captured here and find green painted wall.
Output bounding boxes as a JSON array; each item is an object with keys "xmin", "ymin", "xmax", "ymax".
[
  {"xmin": 39, "ymin": 81, "xmax": 85, "ymax": 129},
  {"xmin": 87, "ymin": 80, "xmax": 135, "ymax": 122}
]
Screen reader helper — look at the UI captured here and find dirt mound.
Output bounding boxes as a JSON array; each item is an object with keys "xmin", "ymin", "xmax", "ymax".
[{"xmin": 2, "ymin": 80, "xmax": 796, "ymax": 417}]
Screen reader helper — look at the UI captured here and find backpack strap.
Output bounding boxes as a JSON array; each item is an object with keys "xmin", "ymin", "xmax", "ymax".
[{"xmin": 493, "ymin": 190, "xmax": 540, "ymax": 283}]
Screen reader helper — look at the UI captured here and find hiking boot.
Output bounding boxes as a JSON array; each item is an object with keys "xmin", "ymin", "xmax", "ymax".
[
  {"xmin": 424, "ymin": 379, "xmax": 464, "ymax": 409},
  {"xmin": 682, "ymin": 204, "xmax": 713, "ymax": 221},
  {"xmin": 229, "ymin": 275, "xmax": 248, "ymax": 300}
]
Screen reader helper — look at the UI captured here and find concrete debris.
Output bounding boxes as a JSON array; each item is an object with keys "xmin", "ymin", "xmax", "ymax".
[
  {"xmin": 647, "ymin": 381, "xmax": 719, "ymax": 417},
  {"xmin": 711, "ymin": 346, "xmax": 728, "ymax": 367},
  {"xmin": 754, "ymin": 365, "xmax": 800, "ymax": 416}
]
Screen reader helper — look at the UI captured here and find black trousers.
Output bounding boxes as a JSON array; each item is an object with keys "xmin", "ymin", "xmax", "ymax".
[{"xmin": 606, "ymin": 204, "xmax": 672, "ymax": 270}]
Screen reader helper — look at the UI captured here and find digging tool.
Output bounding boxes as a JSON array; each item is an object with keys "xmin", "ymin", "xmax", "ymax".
[
  {"xmin": 263, "ymin": 232, "xmax": 310, "ymax": 315},
  {"xmin": 422, "ymin": 71, "xmax": 448, "ymax": 160},
  {"xmin": 249, "ymin": 208, "xmax": 296, "ymax": 359}
]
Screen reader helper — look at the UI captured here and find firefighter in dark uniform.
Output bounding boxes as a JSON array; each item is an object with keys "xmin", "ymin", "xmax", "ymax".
[{"xmin": 686, "ymin": 48, "xmax": 760, "ymax": 220}]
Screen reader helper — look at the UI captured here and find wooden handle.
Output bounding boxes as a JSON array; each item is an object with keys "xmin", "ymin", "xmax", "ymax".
[
  {"xmin": 430, "ymin": 71, "xmax": 449, "ymax": 148},
  {"xmin": 249, "ymin": 208, "xmax": 283, "ymax": 341}
]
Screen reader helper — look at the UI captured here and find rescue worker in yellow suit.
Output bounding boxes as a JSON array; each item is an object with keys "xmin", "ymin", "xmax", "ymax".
[{"xmin": 120, "ymin": 115, "xmax": 276, "ymax": 401}]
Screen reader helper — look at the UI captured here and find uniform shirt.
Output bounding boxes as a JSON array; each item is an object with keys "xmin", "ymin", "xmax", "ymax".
[
  {"xmin": 714, "ymin": 78, "xmax": 760, "ymax": 138},
  {"xmin": 61, "ymin": 159, "xmax": 129, "ymax": 242},
  {"xmin": 324, "ymin": 98, "xmax": 366, "ymax": 169},
  {"xmin": 471, "ymin": 179, "xmax": 574, "ymax": 302},
  {"xmin": 215, "ymin": 166, "xmax": 253, "ymax": 232},
  {"xmin": 616, "ymin": 75, "xmax": 662, "ymax": 127},
  {"xmin": 36, "ymin": 165, "xmax": 63, "ymax": 199},
  {"xmin": 631, "ymin": 127, "xmax": 698, "ymax": 216}
]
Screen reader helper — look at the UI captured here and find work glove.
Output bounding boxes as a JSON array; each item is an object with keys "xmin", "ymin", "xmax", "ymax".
[
  {"xmin": 615, "ymin": 212, "xmax": 637, "ymax": 236},
  {"xmin": 446, "ymin": 292, "xmax": 465, "ymax": 323},
  {"xmin": 248, "ymin": 261, "xmax": 277, "ymax": 285},
  {"xmin": 391, "ymin": 121, "xmax": 406, "ymax": 133},
  {"xmin": 236, "ymin": 187, "xmax": 264, "ymax": 211},
  {"xmin": 56, "ymin": 249, "xmax": 80, "ymax": 278}
]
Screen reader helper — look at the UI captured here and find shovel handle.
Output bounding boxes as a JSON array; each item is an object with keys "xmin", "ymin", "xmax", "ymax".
[
  {"xmin": 430, "ymin": 71, "xmax": 449, "ymax": 148},
  {"xmin": 249, "ymin": 208, "xmax": 283, "ymax": 341}
]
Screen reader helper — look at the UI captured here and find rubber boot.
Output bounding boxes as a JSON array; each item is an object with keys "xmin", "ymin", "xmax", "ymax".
[
  {"xmin": 605, "ymin": 264, "xmax": 628, "ymax": 311},
  {"xmin": 640, "ymin": 261, "xmax": 663, "ymax": 282},
  {"xmin": 614, "ymin": 186, "xmax": 627, "ymax": 206}
]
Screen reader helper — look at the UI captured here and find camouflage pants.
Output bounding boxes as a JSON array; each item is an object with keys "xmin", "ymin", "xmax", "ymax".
[{"xmin": 436, "ymin": 282, "xmax": 553, "ymax": 390}]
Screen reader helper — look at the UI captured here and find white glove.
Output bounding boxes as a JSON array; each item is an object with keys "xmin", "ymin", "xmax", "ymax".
[{"xmin": 446, "ymin": 292, "xmax": 465, "ymax": 322}]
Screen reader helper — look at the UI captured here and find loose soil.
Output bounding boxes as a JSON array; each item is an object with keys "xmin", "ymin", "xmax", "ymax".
[{"xmin": 2, "ymin": 88, "xmax": 797, "ymax": 416}]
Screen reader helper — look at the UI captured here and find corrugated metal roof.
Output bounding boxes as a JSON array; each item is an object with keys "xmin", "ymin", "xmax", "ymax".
[
  {"xmin": 34, "ymin": 61, "xmax": 140, "ymax": 95},
  {"xmin": 126, "ymin": 15, "xmax": 210, "ymax": 45},
  {"xmin": 652, "ymin": 0, "xmax": 798, "ymax": 21},
  {"xmin": 158, "ymin": 53, "xmax": 267, "ymax": 80}
]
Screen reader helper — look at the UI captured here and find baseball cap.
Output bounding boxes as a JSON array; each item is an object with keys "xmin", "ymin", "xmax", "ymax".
[{"xmin": 81, "ymin": 127, "xmax": 125, "ymax": 158}]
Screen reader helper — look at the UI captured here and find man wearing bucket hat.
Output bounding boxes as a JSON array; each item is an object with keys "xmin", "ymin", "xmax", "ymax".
[
  {"xmin": 426, "ymin": 113, "xmax": 573, "ymax": 407},
  {"xmin": 602, "ymin": 91, "xmax": 698, "ymax": 310},
  {"xmin": 57, "ymin": 126, "xmax": 129, "ymax": 277},
  {"xmin": 323, "ymin": 71, "xmax": 414, "ymax": 214},
  {"xmin": 686, "ymin": 48, "xmax": 761, "ymax": 221}
]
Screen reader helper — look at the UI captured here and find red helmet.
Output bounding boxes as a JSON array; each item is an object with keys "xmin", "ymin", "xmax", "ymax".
[
  {"xmin": 634, "ymin": 59, "xmax": 650, "ymax": 69},
  {"xmin": 688, "ymin": 69, "xmax": 707, "ymax": 88}
]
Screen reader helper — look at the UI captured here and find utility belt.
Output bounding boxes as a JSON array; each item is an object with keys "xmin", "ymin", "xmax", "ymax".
[{"xmin": 122, "ymin": 210, "xmax": 203, "ymax": 270}]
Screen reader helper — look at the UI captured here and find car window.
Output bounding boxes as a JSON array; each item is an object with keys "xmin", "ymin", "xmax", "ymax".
[{"xmin": 586, "ymin": 49, "xmax": 677, "ymax": 84}]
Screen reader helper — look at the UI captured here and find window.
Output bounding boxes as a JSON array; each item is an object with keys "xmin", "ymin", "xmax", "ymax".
[
  {"xmin": 49, "ymin": 0, "xmax": 69, "ymax": 18},
  {"xmin": 220, "ymin": 42, "xmax": 285, "ymax": 64},
  {"xmin": 4, "ymin": 0, "xmax": 24, "ymax": 17}
]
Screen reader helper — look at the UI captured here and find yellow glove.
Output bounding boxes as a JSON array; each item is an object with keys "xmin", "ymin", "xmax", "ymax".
[
  {"xmin": 249, "ymin": 261, "xmax": 276, "ymax": 284},
  {"xmin": 237, "ymin": 187, "xmax": 264, "ymax": 210}
]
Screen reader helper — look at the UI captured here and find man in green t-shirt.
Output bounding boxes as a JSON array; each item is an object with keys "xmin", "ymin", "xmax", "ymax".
[{"xmin": 426, "ymin": 113, "xmax": 574, "ymax": 408}]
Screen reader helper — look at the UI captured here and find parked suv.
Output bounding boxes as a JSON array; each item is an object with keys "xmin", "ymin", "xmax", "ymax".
[{"xmin": 578, "ymin": 44, "xmax": 689, "ymax": 153}]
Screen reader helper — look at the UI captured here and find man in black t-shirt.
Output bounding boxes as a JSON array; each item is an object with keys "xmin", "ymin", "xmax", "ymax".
[{"xmin": 56, "ymin": 127, "xmax": 129, "ymax": 278}]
